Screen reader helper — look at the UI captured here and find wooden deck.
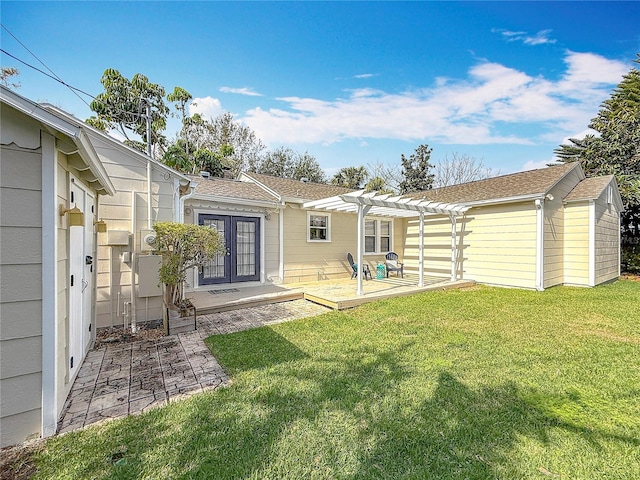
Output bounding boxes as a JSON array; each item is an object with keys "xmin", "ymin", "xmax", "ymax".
[{"xmin": 189, "ymin": 275, "xmax": 475, "ymax": 314}]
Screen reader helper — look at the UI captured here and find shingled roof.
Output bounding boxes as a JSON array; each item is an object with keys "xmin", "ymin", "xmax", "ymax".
[
  {"xmin": 406, "ymin": 163, "xmax": 581, "ymax": 205},
  {"xmin": 188, "ymin": 175, "xmax": 279, "ymax": 204},
  {"xmin": 564, "ymin": 175, "xmax": 615, "ymax": 202},
  {"xmin": 242, "ymin": 172, "xmax": 356, "ymax": 201}
]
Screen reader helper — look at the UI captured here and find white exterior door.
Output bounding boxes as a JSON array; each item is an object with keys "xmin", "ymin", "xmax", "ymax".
[{"xmin": 68, "ymin": 178, "xmax": 94, "ymax": 378}]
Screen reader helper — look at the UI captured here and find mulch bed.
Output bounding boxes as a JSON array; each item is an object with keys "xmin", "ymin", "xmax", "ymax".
[{"xmin": 93, "ymin": 319, "xmax": 166, "ymax": 349}]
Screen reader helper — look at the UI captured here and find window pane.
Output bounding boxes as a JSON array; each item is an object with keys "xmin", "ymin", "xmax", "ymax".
[
  {"xmin": 310, "ymin": 215, "xmax": 327, "ymax": 228},
  {"xmin": 365, "ymin": 236, "xmax": 376, "ymax": 253},
  {"xmin": 365, "ymin": 220, "xmax": 376, "ymax": 236},
  {"xmin": 380, "ymin": 236, "xmax": 390, "ymax": 252},
  {"xmin": 310, "ymin": 227, "xmax": 327, "ymax": 240},
  {"xmin": 380, "ymin": 221, "xmax": 390, "ymax": 236}
]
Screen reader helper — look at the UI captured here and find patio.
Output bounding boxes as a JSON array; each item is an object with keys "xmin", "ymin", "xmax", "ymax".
[{"xmin": 189, "ymin": 275, "xmax": 475, "ymax": 312}]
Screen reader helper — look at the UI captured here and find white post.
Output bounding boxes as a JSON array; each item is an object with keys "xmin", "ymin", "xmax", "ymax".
[
  {"xmin": 418, "ymin": 212, "xmax": 425, "ymax": 287},
  {"xmin": 450, "ymin": 214, "xmax": 457, "ymax": 282},
  {"xmin": 356, "ymin": 204, "xmax": 371, "ymax": 296}
]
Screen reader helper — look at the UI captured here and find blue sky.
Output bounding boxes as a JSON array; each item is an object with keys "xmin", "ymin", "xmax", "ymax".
[{"xmin": 1, "ymin": 1, "xmax": 638, "ymax": 177}]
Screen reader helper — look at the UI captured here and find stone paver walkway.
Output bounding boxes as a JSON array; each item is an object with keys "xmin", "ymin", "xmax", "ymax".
[{"xmin": 58, "ymin": 300, "xmax": 330, "ymax": 434}]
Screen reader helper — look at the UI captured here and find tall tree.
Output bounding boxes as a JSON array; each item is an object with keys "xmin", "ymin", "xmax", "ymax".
[
  {"xmin": 399, "ymin": 144, "xmax": 435, "ymax": 194},
  {"xmin": 331, "ymin": 166, "xmax": 368, "ymax": 189},
  {"xmin": 251, "ymin": 147, "xmax": 326, "ymax": 183},
  {"xmin": 433, "ymin": 153, "xmax": 495, "ymax": 187},
  {"xmin": 1, "ymin": 67, "xmax": 20, "ymax": 89},
  {"xmin": 87, "ymin": 69, "xmax": 170, "ymax": 156},
  {"xmin": 364, "ymin": 176, "xmax": 394, "ymax": 194},
  {"xmin": 555, "ymin": 55, "xmax": 640, "ymax": 271}
]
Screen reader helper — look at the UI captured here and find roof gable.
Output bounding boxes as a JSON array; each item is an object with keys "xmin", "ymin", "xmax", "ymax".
[
  {"xmin": 406, "ymin": 163, "xmax": 581, "ymax": 205},
  {"xmin": 564, "ymin": 175, "xmax": 623, "ymax": 209},
  {"xmin": 241, "ymin": 172, "xmax": 356, "ymax": 201}
]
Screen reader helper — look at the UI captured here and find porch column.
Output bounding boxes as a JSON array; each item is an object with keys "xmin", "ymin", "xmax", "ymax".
[
  {"xmin": 450, "ymin": 214, "xmax": 457, "ymax": 282},
  {"xmin": 356, "ymin": 204, "xmax": 371, "ymax": 296},
  {"xmin": 418, "ymin": 212, "xmax": 425, "ymax": 287}
]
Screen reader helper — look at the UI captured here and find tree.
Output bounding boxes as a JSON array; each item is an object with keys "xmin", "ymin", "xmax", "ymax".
[
  {"xmin": 332, "ymin": 166, "xmax": 368, "ymax": 189},
  {"xmin": 398, "ymin": 144, "xmax": 435, "ymax": 194},
  {"xmin": 167, "ymin": 86, "xmax": 193, "ymax": 155},
  {"xmin": 251, "ymin": 147, "xmax": 326, "ymax": 183},
  {"xmin": 1, "ymin": 67, "xmax": 20, "ymax": 89},
  {"xmin": 88, "ymin": 69, "xmax": 171, "ymax": 156},
  {"xmin": 555, "ymin": 55, "xmax": 640, "ymax": 271},
  {"xmin": 433, "ymin": 153, "xmax": 495, "ymax": 187},
  {"xmin": 367, "ymin": 160, "xmax": 401, "ymax": 193},
  {"xmin": 364, "ymin": 176, "xmax": 395, "ymax": 195}
]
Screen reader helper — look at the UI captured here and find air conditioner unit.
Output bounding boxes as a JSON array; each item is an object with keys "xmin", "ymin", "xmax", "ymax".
[{"xmin": 140, "ymin": 229, "xmax": 156, "ymax": 252}]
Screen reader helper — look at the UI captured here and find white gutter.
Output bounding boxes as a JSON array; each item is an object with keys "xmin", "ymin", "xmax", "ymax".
[
  {"xmin": 179, "ymin": 183, "xmax": 197, "ymax": 223},
  {"xmin": 535, "ymin": 198, "xmax": 545, "ymax": 291}
]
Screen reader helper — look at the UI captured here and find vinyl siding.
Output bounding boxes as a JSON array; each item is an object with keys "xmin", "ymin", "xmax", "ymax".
[
  {"xmin": 595, "ymin": 198, "xmax": 620, "ymax": 284},
  {"xmin": 282, "ymin": 208, "xmax": 391, "ymax": 283},
  {"xmin": 0, "ymin": 143, "xmax": 43, "ymax": 447},
  {"xmin": 403, "ymin": 205, "xmax": 538, "ymax": 288},
  {"xmin": 90, "ymin": 134, "xmax": 178, "ymax": 328},
  {"xmin": 543, "ymin": 169, "xmax": 582, "ymax": 288},
  {"xmin": 563, "ymin": 202, "xmax": 590, "ymax": 286}
]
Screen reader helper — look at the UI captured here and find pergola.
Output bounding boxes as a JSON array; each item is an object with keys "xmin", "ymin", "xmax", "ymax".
[{"xmin": 303, "ymin": 190, "xmax": 470, "ymax": 295}]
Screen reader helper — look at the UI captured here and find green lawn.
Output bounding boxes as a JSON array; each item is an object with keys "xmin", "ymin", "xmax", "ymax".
[{"xmin": 32, "ymin": 282, "xmax": 639, "ymax": 479}]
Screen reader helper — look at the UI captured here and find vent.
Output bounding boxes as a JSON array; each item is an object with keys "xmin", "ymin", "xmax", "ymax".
[{"xmin": 200, "ymin": 171, "xmax": 210, "ymax": 178}]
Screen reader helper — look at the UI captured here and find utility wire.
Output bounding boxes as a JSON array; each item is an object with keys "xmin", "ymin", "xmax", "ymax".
[{"xmin": 1, "ymin": 23, "xmax": 93, "ymax": 108}]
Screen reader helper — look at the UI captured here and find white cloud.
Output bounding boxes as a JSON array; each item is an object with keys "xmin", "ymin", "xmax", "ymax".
[
  {"xmin": 354, "ymin": 73, "xmax": 377, "ymax": 79},
  {"xmin": 237, "ymin": 51, "xmax": 627, "ymax": 148},
  {"xmin": 219, "ymin": 86, "xmax": 262, "ymax": 96},
  {"xmin": 494, "ymin": 28, "xmax": 556, "ymax": 45},
  {"xmin": 189, "ymin": 96, "xmax": 223, "ymax": 119},
  {"xmin": 520, "ymin": 159, "xmax": 554, "ymax": 172}
]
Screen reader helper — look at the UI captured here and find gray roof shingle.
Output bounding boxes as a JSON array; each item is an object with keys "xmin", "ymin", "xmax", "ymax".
[
  {"xmin": 188, "ymin": 175, "xmax": 279, "ymax": 203},
  {"xmin": 564, "ymin": 175, "xmax": 615, "ymax": 202},
  {"xmin": 243, "ymin": 172, "xmax": 356, "ymax": 201},
  {"xmin": 406, "ymin": 163, "xmax": 579, "ymax": 204}
]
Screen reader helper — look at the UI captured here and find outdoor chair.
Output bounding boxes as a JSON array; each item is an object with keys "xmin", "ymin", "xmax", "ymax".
[
  {"xmin": 385, "ymin": 252, "xmax": 404, "ymax": 278},
  {"xmin": 347, "ymin": 253, "xmax": 372, "ymax": 280}
]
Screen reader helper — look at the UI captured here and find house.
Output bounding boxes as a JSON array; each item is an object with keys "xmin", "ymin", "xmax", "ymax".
[
  {"xmin": 1, "ymin": 86, "xmax": 115, "ymax": 447},
  {"xmin": 401, "ymin": 162, "xmax": 623, "ymax": 289},
  {"xmin": 39, "ymin": 105, "xmax": 193, "ymax": 331}
]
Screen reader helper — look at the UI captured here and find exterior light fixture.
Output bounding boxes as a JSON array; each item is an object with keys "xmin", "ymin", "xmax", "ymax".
[
  {"xmin": 59, "ymin": 205, "xmax": 85, "ymax": 226},
  {"xmin": 94, "ymin": 219, "xmax": 108, "ymax": 232}
]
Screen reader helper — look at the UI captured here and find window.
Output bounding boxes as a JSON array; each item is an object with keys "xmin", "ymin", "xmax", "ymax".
[
  {"xmin": 308, "ymin": 213, "xmax": 331, "ymax": 242},
  {"xmin": 365, "ymin": 218, "xmax": 392, "ymax": 254}
]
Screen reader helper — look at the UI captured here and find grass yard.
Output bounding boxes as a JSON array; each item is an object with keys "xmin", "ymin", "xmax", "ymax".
[{"xmin": 26, "ymin": 281, "xmax": 640, "ymax": 479}]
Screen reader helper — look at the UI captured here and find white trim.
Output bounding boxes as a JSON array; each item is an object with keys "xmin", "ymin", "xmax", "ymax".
[
  {"xmin": 589, "ymin": 200, "xmax": 596, "ymax": 286},
  {"xmin": 41, "ymin": 132, "xmax": 57, "ymax": 438},
  {"xmin": 192, "ymin": 208, "xmax": 266, "ymax": 287},
  {"xmin": 450, "ymin": 214, "xmax": 457, "ymax": 282},
  {"xmin": 535, "ymin": 199, "xmax": 545, "ymax": 291},
  {"xmin": 190, "ymin": 193, "xmax": 279, "ymax": 208},
  {"xmin": 418, "ymin": 212, "xmax": 425, "ymax": 287},
  {"xmin": 363, "ymin": 217, "xmax": 393, "ymax": 255},
  {"xmin": 307, "ymin": 211, "xmax": 331, "ymax": 242},
  {"xmin": 279, "ymin": 205, "xmax": 285, "ymax": 282}
]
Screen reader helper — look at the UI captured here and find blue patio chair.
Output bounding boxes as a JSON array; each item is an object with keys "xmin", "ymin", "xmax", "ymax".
[
  {"xmin": 385, "ymin": 251, "xmax": 404, "ymax": 278},
  {"xmin": 347, "ymin": 253, "xmax": 372, "ymax": 280}
]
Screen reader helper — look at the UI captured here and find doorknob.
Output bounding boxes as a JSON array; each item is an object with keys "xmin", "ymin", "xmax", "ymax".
[
  {"xmin": 226, "ymin": 248, "xmax": 231, "ymax": 256},
  {"xmin": 85, "ymin": 255, "xmax": 93, "ymax": 265}
]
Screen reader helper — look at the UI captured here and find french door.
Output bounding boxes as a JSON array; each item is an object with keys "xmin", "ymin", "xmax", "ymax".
[{"xmin": 199, "ymin": 214, "xmax": 261, "ymax": 284}]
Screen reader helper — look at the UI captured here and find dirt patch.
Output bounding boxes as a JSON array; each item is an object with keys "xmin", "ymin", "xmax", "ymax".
[
  {"xmin": 621, "ymin": 273, "xmax": 640, "ymax": 282},
  {"xmin": 0, "ymin": 440, "xmax": 44, "ymax": 480},
  {"xmin": 94, "ymin": 319, "xmax": 165, "ymax": 349}
]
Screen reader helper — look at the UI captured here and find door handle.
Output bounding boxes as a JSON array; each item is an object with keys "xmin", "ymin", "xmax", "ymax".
[
  {"xmin": 85, "ymin": 255, "xmax": 93, "ymax": 265},
  {"xmin": 226, "ymin": 248, "xmax": 231, "ymax": 256}
]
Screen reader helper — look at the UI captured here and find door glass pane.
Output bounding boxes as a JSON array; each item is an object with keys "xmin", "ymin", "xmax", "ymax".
[
  {"xmin": 236, "ymin": 221, "xmax": 256, "ymax": 276},
  {"xmin": 203, "ymin": 219, "xmax": 226, "ymax": 278}
]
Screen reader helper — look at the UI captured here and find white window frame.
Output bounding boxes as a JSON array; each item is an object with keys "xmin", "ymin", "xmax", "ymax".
[
  {"xmin": 307, "ymin": 212, "xmax": 331, "ymax": 242},
  {"xmin": 364, "ymin": 217, "xmax": 393, "ymax": 255}
]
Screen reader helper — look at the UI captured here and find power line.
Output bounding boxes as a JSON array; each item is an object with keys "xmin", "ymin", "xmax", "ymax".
[{"xmin": 1, "ymin": 23, "xmax": 92, "ymax": 108}]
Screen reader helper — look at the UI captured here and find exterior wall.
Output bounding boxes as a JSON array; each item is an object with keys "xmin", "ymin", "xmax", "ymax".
[
  {"xmin": 543, "ymin": 170, "xmax": 582, "ymax": 288},
  {"xmin": 282, "ymin": 207, "xmax": 394, "ymax": 283},
  {"xmin": 563, "ymin": 202, "xmax": 590, "ymax": 286},
  {"xmin": 183, "ymin": 199, "xmax": 280, "ymax": 285},
  {"xmin": 594, "ymin": 196, "xmax": 620, "ymax": 285},
  {"xmin": 403, "ymin": 203, "xmax": 538, "ymax": 289},
  {"xmin": 90, "ymin": 135, "xmax": 179, "ymax": 328},
  {"xmin": 0, "ymin": 142, "xmax": 44, "ymax": 447}
]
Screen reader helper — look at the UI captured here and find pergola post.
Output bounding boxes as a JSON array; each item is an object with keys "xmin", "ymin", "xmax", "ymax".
[
  {"xmin": 418, "ymin": 211, "xmax": 425, "ymax": 287},
  {"xmin": 450, "ymin": 214, "xmax": 457, "ymax": 282},
  {"xmin": 356, "ymin": 204, "xmax": 371, "ymax": 295}
]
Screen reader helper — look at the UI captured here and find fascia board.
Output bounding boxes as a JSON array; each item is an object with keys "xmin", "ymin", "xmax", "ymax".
[
  {"xmin": 76, "ymin": 129, "xmax": 116, "ymax": 195},
  {"xmin": 461, "ymin": 194, "xmax": 543, "ymax": 208},
  {"xmin": 239, "ymin": 173, "xmax": 284, "ymax": 203},
  {"xmin": 190, "ymin": 193, "xmax": 280, "ymax": 208}
]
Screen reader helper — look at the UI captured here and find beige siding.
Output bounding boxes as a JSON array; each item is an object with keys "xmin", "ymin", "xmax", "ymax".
[
  {"xmin": 543, "ymin": 170, "xmax": 582, "ymax": 287},
  {"xmin": 403, "ymin": 203, "xmax": 538, "ymax": 289},
  {"xmin": 563, "ymin": 202, "xmax": 590, "ymax": 286},
  {"xmin": 90, "ymin": 135, "xmax": 178, "ymax": 328},
  {"xmin": 595, "ymin": 198, "xmax": 620, "ymax": 285},
  {"xmin": 0, "ymin": 143, "xmax": 44, "ymax": 446},
  {"xmin": 282, "ymin": 208, "xmax": 388, "ymax": 283}
]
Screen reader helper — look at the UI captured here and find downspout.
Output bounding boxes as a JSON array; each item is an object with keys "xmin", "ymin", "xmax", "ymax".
[
  {"xmin": 179, "ymin": 183, "xmax": 197, "ymax": 224},
  {"xmin": 130, "ymin": 191, "xmax": 137, "ymax": 332},
  {"xmin": 450, "ymin": 214, "xmax": 457, "ymax": 282},
  {"xmin": 146, "ymin": 158, "xmax": 152, "ymax": 230},
  {"xmin": 535, "ymin": 198, "xmax": 544, "ymax": 291}
]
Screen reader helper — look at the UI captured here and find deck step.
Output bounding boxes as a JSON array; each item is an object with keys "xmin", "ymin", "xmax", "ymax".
[{"xmin": 196, "ymin": 291, "xmax": 304, "ymax": 315}]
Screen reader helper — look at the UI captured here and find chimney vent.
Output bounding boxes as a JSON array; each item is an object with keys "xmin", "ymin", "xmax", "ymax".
[{"xmin": 200, "ymin": 171, "xmax": 210, "ymax": 178}]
